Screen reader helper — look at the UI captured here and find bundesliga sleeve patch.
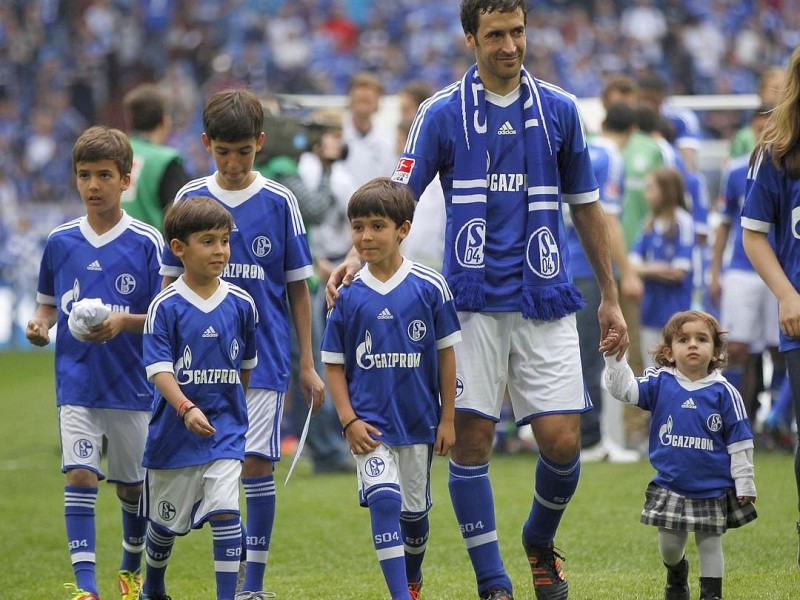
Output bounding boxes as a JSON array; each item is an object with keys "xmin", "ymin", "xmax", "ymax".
[{"xmin": 391, "ymin": 157, "xmax": 415, "ymax": 185}]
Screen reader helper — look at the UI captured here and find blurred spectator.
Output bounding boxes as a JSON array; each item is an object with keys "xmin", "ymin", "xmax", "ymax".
[
  {"xmin": 341, "ymin": 72, "xmax": 397, "ymax": 187},
  {"xmin": 121, "ymin": 82, "xmax": 189, "ymax": 230}
]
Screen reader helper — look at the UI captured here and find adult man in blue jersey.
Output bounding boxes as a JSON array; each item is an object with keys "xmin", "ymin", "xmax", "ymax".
[{"xmin": 328, "ymin": 2, "xmax": 628, "ymax": 599}]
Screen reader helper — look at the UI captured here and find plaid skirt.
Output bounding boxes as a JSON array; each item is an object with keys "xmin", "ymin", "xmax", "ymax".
[{"xmin": 640, "ymin": 481, "xmax": 757, "ymax": 534}]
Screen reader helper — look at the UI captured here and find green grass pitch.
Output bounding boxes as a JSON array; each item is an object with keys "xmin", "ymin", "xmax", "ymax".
[{"xmin": 0, "ymin": 350, "xmax": 797, "ymax": 599}]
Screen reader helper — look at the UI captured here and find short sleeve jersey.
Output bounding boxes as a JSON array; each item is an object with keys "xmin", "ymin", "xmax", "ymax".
[
  {"xmin": 143, "ymin": 277, "xmax": 258, "ymax": 469},
  {"xmin": 161, "ymin": 173, "xmax": 313, "ymax": 391},
  {"xmin": 630, "ymin": 208, "xmax": 695, "ymax": 328},
  {"xmin": 636, "ymin": 367, "xmax": 753, "ymax": 498},
  {"xmin": 394, "ymin": 81, "xmax": 597, "ymax": 312},
  {"xmin": 565, "ymin": 136, "xmax": 624, "ymax": 280},
  {"xmin": 321, "ymin": 259, "xmax": 461, "ymax": 446},
  {"xmin": 36, "ymin": 213, "xmax": 163, "ymax": 410},
  {"xmin": 741, "ymin": 148, "xmax": 800, "ymax": 351}
]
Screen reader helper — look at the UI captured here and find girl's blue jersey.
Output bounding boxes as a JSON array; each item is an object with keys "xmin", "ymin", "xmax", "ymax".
[
  {"xmin": 637, "ymin": 367, "xmax": 753, "ymax": 498},
  {"xmin": 143, "ymin": 277, "xmax": 258, "ymax": 469},
  {"xmin": 321, "ymin": 259, "xmax": 461, "ymax": 446},
  {"xmin": 742, "ymin": 149, "xmax": 800, "ymax": 351},
  {"xmin": 36, "ymin": 213, "xmax": 163, "ymax": 410},
  {"xmin": 631, "ymin": 208, "xmax": 695, "ymax": 328},
  {"xmin": 161, "ymin": 173, "xmax": 313, "ymax": 391},
  {"xmin": 395, "ymin": 82, "xmax": 597, "ymax": 312}
]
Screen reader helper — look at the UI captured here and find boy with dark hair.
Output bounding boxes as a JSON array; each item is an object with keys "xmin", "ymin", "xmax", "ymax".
[
  {"xmin": 160, "ymin": 88, "xmax": 324, "ymax": 598},
  {"xmin": 26, "ymin": 125, "xmax": 164, "ymax": 600},
  {"xmin": 322, "ymin": 177, "xmax": 461, "ymax": 600},
  {"xmin": 140, "ymin": 196, "xmax": 259, "ymax": 600}
]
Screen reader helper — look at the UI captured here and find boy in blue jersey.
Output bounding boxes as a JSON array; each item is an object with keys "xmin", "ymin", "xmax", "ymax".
[
  {"xmin": 322, "ymin": 178, "xmax": 461, "ymax": 600},
  {"xmin": 140, "ymin": 196, "xmax": 258, "ymax": 600},
  {"xmin": 604, "ymin": 310, "xmax": 756, "ymax": 600},
  {"xmin": 159, "ymin": 88, "xmax": 324, "ymax": 597},
  {"xmin": 329, "ymin": 2, "xmax": 628, "ymax": 599},
  {"xmin": 26, "ymin": 126, "xmax": 164, "ymax": 600}
]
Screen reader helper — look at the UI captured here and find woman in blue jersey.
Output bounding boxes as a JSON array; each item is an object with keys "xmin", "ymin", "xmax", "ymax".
[
  {"xmin": 741, "ymin": 43, "xmax": 800, "ymax": 570},
  {"xmin": 604, "ymin": 310, "xmax": 756, "ymax": 600}
]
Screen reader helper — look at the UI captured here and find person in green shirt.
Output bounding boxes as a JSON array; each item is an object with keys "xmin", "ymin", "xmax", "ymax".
[
  {"xmin": 121, "ymin": 83, "xmax": 189, "ymax": 231},
  {"xmin": 729, "ymin": 66, "xmax": 784, "ymax": 158}
]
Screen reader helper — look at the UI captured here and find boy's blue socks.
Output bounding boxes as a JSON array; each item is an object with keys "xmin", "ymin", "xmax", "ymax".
[
  {"xmin": 142, "ymin": 522, "xmax": 175, "ymax": 595},
  {"xmin": 448, "ymin": 461, "xmax": 512, "ymax": 595},
  {"xmin": 242, "ymin": 474, "xmax": 275, "ymax": 592},
  {"xmin": 65, "ymin": 485, "xmax": 98, "ymax": 594},
  {"xmin": 211, "ymin": 517, "xmax": 243, "ymax": 600},
  {"xmin": 522, "ymin": 453, "xmax": 580, "ymax": 548},
  {"xmin": 368, "ymin": 488, "xmax": 411, "ymax": 600},
  {"xmin": 400, "ymin": 511, "xmax": 429, "ymax": 584},
  {"xmin": 119, "ymin": 496, "xmax": 146, "ymax": 573}
]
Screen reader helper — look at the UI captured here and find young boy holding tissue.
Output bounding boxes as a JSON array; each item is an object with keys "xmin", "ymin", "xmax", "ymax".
[{"xmin": 26, "ymin": 126, "xmax": 164, "ymax": 600}]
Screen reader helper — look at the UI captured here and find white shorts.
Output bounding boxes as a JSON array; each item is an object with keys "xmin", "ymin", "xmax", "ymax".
[
  {"xmin": 59, "ymin": 405, "xmax": 149, "ymax": 484},
  {"xmin": 244, "ymin": 388, "xmax": 284, "ymax": 461},
  {"xmin": 640, "ymin": 326, "xmax": 661, "ymax": 370},
  {"xmin": 454, "ymin": 312, "xmax": 589, "ymax": 423},
  {"xmin": 720, "ymin": 270, "xmax": 779, "ymax": 352},
  {"xmin": 141, "ymin": 459, "xmax": 242, "ymax": 535},
  {"xmin": 355, "ymin": 443, "xmax": 432, "ymax": 515}
]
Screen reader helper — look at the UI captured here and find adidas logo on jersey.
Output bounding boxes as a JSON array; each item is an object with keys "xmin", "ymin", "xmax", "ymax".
[
  {"xmin": 498, "ymin": 121, "xmax": 516, "ymax": 135},
  {"xmin": 202, "ymin": 326, "xmax": 219, "ymax": 338},
  {"xmin": 377, "ymin": 308, "xmax": 393, "ymax": 320},
  {"xmin": 681, "ymin": 398, "xmax": 697, "ymax": 409},
  {"xmin": 87, "ymin": 260, "xmax": 102, "ymax": 271}
]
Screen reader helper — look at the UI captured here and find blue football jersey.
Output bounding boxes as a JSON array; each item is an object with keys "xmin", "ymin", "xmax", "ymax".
[
  {"xmin": 719, "ymin": 157, "xmax": 755, "ymax": 272},
  {"xmin": 161, "ymin": 173, "xmax": 313, "ymax": 391},
  {"xmin": 36, "ymin": 213, "xmax": 163, "ymax": 410},
  {"xmin": 742, "ymin": 149, "xmax": 800, "ymax": 351},
  {"xmin": 636, "ymin": 367, "xmax": 753, "ymax": 498},
  {"xmin": 396, "ymin": 81, "xmax": 597, "ymax": 312},
  {"xmin": 565, "ymin": 136, "xmax": 624, "ymax": 280},
  {"xmin": 321, "ymin": 259, "xmax": 461, "ymax": 446},
  {"xmin": 631, "ymin": 208, "xmax": 695, "ymax": 328},
  {"xmin": 143, "ymin": 277, "xmax": 258, "ymax": 469}
]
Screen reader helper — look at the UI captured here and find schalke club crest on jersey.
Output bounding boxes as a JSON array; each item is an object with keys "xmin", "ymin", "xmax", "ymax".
[
  {"xmin": 455, "ymin": 218, "xmax": 486, "ymax": 268},
  {"xmin": 526, "ymin": 226, "xmax": 560, "ymax": 278}
]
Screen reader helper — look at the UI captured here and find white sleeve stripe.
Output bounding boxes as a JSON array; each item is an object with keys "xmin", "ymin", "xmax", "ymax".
[
  {"xmin": 410, "ymin": 265, "xmax": 453, "ymax": 301},
  {"xmin": 145, "ymin": 287, "xmax": 178, "ymax": 333},
  {"xmin": 48, "ymin": 219, "xmax": 82, "ymax": 238},
  {"xmin": 321, "ymin": 351, "xmax": 345, "ymax": 364},
  {"xmin": 405, "ymin": 83, "xmax": 459, "ymax": 155},
  {"xmin": 263, "ymin": 180, "xmax": 306, "ymax": 235},
  {"xmin": 720, "ymin": 380, "xmax": 747, "ymax": 421},
  {"xmin": 145, "ymin": 361, "xmax": 174, "ymax": 382}
]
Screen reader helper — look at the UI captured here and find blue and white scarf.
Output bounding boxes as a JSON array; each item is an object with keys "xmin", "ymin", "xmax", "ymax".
[{"xmin": 447, "ymin": 64, "xmax": 584, "ymax": 321}]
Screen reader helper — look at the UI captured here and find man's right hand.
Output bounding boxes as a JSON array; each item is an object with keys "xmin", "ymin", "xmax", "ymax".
[{"xmin": 325, "ymin": 255, "xmax": 361, "ymax": 309}]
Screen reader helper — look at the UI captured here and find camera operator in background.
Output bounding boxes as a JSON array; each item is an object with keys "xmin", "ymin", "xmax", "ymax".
[{"xmin": 257, "ymin": 105, "xmax": 357, "ymax": 474}]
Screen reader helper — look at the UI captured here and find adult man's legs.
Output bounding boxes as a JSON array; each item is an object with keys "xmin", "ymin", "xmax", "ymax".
[
  {"xmin": 522, "ymin": 413, "xmax": 581, "ymax": 600},
  {"xmin": 449, "ymin": 412, "xmax": 513, "ymax": 598}
]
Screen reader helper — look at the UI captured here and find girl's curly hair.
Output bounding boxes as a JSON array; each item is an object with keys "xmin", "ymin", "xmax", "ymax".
[{"xmin": 650, "ymin": 310, "xmax": 728, "ymax": 373}]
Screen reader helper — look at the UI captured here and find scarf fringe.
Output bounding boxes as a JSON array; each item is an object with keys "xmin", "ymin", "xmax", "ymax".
[
  {"xmin": 448, "ymin": 273, "xmax": 486, "ymax": 312},
  {"xmin": 522, "ymin": 282, "xmax": 584, "ymax": 321}
]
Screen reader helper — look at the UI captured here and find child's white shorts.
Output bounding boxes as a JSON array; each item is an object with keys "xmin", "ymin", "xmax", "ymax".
[
  {"xmin": 59, "ymin": 404, "xmax": 149, "ymax": 484},
  {"xmin": 141, "ymin": 458, "xmax": 242, "ymax": 535},
  {"xmin": 454, "ymin": 311, "xmax": 589, "ymax": 423},
  {"xmin": 355, "ymin": 443, "xmax": 432, "ymax": 515},
  {"xmin": 244, "ymin": 388, "xmax": 284, "ymax": 461}
]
